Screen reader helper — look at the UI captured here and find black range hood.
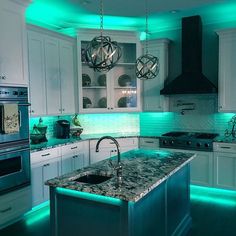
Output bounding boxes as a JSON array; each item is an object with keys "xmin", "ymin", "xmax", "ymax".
[{"xmin": 160, "ymin": 15, "xmax": 217, "ymax": 95}]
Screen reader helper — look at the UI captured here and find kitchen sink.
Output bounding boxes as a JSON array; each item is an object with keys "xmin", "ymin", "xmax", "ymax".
[{"xmin": 74, "ymin": 174, "xmax": 112, "ymax": 184}]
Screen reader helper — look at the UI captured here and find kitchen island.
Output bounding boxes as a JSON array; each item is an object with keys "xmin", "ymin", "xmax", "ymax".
[{"xmin": 46, "ymin": 149, "xmax": 195, "ymax": 236}]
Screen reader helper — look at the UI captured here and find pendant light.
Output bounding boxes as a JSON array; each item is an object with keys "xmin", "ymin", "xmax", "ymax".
[
  {"xmin": 135, "ymin": 0, "xmax": 159, "ymax": 80},
  {"xmin": 85, "ymin": 0, "xmax": 122, "ymax": 72}
]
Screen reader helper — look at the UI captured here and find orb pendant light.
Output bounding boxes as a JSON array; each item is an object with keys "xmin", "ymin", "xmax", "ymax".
[
  {"xmin": 135, "ymin": 0, "xmax": 159, "ymax": 80},
  {"xmin": 85, "ymin": 0, "xmax": 122, "ymax": 72}
]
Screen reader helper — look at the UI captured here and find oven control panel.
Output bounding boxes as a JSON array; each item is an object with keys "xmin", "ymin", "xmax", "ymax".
[{"xmin": 0, "ymin": 86, "xmax": 28, "ymax": 100}]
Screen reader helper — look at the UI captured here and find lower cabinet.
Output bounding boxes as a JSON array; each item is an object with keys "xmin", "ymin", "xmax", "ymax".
[
  {"xmin": 60, "ymin": 141, "xmax": 89, "ymax": 175},
  {"xmin": 159, "ymin": 148, "xmax": 214, "ymax": 186},
  {"xmin": 31, "ymin": 147, "xmax": 60, "ymax": 207},
  {"xmin": 213, "ymin": 142, "xmax": 236, "ymax": 190},
  {"xmin": 0, "ymin": 186, "xmax": 31, "ymax": 229},
  {"xmin": 90, "ymin": 137, "xmax": 138, "ymax": 164}
]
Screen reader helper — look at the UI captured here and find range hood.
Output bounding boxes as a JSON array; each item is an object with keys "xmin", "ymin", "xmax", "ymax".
[{"xmin": 160, "ymin": 15, "xmax": 217, "ymax": 95}]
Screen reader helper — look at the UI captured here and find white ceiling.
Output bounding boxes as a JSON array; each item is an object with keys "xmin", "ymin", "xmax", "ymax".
[{"xmin": 72, "ymin": 0, "xmax": 229, "ymax": 16}]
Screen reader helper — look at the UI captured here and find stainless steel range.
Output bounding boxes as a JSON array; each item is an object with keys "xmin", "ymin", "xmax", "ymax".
[{"xmin": 159, "ymin": 131, "xmax": 218, "ymax": 152}]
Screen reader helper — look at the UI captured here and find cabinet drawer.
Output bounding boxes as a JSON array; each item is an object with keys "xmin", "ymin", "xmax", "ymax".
[
  {"xmin": 61, "ymin": 142, "xmax": 84, "ymax": 156},
  {"xmin": 0, "ymin": 187, "xmax": 31, "ymax": 227},
  {"xmin": 31, "ymin": 147, "xmax": 60, "ymax": 164},
  {"xmin": 90, "ymin": 137, "xmax": 138, "ymax": 149},
  {"xmin": 139, "ymin": 138, "xmax": 159, "ymax": 148},
  {"xmin": 213, "ymin": 142, "xmax": 236, "ymax": 153}
]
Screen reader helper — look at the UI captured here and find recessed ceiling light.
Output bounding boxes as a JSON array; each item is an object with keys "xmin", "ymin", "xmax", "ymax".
[{"xmin": 170, "ymin": 10, "xmax": 180, "ymax": 14}]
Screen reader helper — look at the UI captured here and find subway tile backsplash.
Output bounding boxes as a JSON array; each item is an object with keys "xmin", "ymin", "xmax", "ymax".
[{"xmin": 30, "ymin": 112, "xmax": 236, "ymax": 139}]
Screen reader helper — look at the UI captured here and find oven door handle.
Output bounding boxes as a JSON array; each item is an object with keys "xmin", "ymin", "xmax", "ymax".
[
  {"xmin": 0, "ymin": 147, "xmax": 30, "ymax": 156},
  {"xmin": 19, "ymin": 103, "xmax": 31, "ymax": 106}
]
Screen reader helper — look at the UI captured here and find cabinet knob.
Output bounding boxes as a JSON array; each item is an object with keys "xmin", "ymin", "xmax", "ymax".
[
  {"xmin": 62, "ymin": 108, "xmax": 65, "ymax": 111},
  {"xmin": 59, "ymin": 108, "xmax": 61, "ymax": 112},
  {"xmin": 219, "ymin": 106, "xmax": 222, "ymax": 109},
  {"xmin": 110, "ymin": 107, "xmax": 114, "ymax": 110},
  {"xmin": 0, "ymin": 76, "xmax": 6, "ymax": 80},
  {"xmin": 31, "ymin": 110, "xmax": 34, "ymax": 113}
]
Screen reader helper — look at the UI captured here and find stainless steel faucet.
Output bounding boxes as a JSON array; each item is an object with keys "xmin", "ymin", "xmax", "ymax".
[{"xmin": 95, "ymin": 136, "xmax": 122, "ymax": 186}]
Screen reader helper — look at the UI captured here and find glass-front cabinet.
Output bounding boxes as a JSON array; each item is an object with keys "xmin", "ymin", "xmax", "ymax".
[{"xmin": 77, "ymin": 29, "xmax": 141, "ymax": 113}]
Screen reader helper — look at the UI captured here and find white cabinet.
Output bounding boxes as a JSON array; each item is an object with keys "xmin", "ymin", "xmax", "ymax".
[
  {"xmin": 90, "ymin": 137, "xmax": 138, "ymax": 164},
  {"xmin": 77, "ymin": 29, "xmax": 141, "ymax": 113},
  {"xmin": 0, "ymin": 0, "xmax": 30, "ymax": 86},
  {"xmin": 217, "ymin": 29, "xmax": 236, "ymax": 112},
  {"xmin": 30, "ymin": 147, "xmax": 60, "ymax": 207},
  {"xmin": 61, "ymin": 141, "xmax": 89, "ymax": 175},
  {"xmin": 139, "ymin": 137, "xmax": 159, "ymax": 149},
  {"xmin": 213, "ymin": 142, "xmax": 236, "ymax": 190},
  {"xmin": 27, "ymin": 27, "xmax": 76, "ymax": 116},
  {"xmin": 142, "ymin": 39, "xmax": 170, "ymax": 111},
  {"xmin": 27, "ymin": 31, "xmax": 46, "ymax": 115},
  {"xmin": 160, "ymin": 148, "xmax": 213, "ymax": 186},
  {"xmin": 0, "ymin": 186, "xmax": 31, "ymax": 229}
]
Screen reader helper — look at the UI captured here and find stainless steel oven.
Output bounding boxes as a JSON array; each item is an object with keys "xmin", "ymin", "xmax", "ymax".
[
  {"xmin": 0, "ymin": 86, "xmax": 30, "ymax": 195},
  {"xmin": 0, "ymin": 86, "xmax": 29, "ymax": 144},
  {"xmin": 0, "ymin": 141, "xmax": 30, "ymax": 195}
]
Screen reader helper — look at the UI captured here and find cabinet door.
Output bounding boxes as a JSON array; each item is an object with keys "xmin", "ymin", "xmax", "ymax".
[
  {"xmin": 31, "ymin": 164, "xmax": 44, "ymax": 207},
  {"xmin": 217, "ymin": 30, "xmax": 236, "ymax": 112},
  {"xmin": 61, "ymin": 156, "xmax": 73, "ymax": 175},
  {"xmin": 59, "ymin": 40, "xmax": 75, "ymax": 114},
  {"xmin": 42, "ymin": 159, "xmax": 59, "ymax": 202},
  {"xmin": 28, "ymin": 30, "xmax": 46, "ymax": 116},
  {"xmin": 214, "ymin": 152, "xmax": 236, "ymax": 190},
  {"xmin": 44, "ymin": 36, "xmax": 61, "ymax": 115},
  {"xmin": 143, "ymin": 40, "xmax": 169, "ymax": 112},
  {"xmin": 0, "ymin": 3, "xmax": 27, "ymax": 86},
  {"xmin": 190, "ymin": 152, "xmax": 213, "ymax": 186},
  {"xmin": 72, "ymin": 153, "xmax": 84, "ymax": 171}
]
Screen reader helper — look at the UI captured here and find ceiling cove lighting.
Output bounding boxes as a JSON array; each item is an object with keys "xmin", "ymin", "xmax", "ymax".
[
  {"xmin": 190, "ymin": 185, "xmax": 236, "ymax": 207},
  {"xmin": 135, "ymin": 0, "xmax": 159, "ymax": 80},
  {"xmin": 84, "ymin": 0, "xmax": 122, "ymax": 72}
]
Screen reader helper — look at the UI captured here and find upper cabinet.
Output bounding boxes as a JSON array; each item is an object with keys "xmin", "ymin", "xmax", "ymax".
[
  {"xmin": 217, "ymin": 29, "xmax": 236, "ymax": 112},
  {"xmin": 27, "ymin": 27, "xmax": 76, "ymax": 116},
  {"xmin": 142, "ymin": 39, "xmax": 170, "ymax": 112},
  {"xmin": 0, "ymin": 0, "xmax": 30, "ymax": 86},
  {"xmin": 77, "ymin": 29, "xmax": 141, "ymax": 113}
]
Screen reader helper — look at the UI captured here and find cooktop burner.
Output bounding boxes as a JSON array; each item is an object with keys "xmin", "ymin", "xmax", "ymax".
[{"xmin": 160, "ymin": 131, "xmax": 218, "ymax": 151}]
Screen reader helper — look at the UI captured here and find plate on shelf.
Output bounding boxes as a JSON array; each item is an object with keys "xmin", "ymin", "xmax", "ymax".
[
  {"xmin": 83, "ymin": 97, "xmax": 92, "ymax": 108},
  {"xmin": 118, "ymin": 97, "xmax": 132, "ymax": 108},
  {"xmin": 82, "ymin": 74, "xmax": 91, "ymax": 86},
  {"xmin": 98, "ymin": 97, "xmax": 107, "ymax": 108},
  {"xmin": 118, "ymin": 74, "xmax": 132, "ymax": 87},
  {"xmin": 98, "ymin": 74, "xmax": 106, "ymax": 86}
]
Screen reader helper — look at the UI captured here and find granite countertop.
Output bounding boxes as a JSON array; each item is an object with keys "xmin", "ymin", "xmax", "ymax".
[
  {"xmin": 30, "ymin": 132, "xmax": 158, "ymax": 152},
  {"xmin": 46, "ymin": 149, "xmax": 195, "ymax": 202}
]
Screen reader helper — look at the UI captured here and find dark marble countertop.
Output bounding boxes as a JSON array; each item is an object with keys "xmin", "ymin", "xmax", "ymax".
[
  {"xmin": 30, "ymin": 132, "xmax": 160, "ymax": 152},
  {"xmin": 46, "ymin": 149, "xmax": 195, "ymax": 202}
]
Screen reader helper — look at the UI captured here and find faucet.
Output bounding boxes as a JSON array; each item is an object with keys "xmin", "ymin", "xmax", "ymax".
[{"xmin": 95, "ymin": 136, "xmax": 122, "ymax": 186}]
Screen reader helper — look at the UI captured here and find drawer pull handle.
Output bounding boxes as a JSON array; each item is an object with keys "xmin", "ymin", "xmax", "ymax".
[
  {"xmin": 41, "ymin": 153, "xmax": 50, "ymax": 157},
  {"xmin": 43, "ymin": 163, "xmax": 50, "ymax": 167},
  {"xmin": 0, "ymin": 207, "xmax": 12, "ymax": 213},
  {"xmin": 71, "ymin": 146, "xmax": 78, "ymax": 150},
  {"xmin": 110, "ymin": 142, "xmax": 115, "ymax": 144},
  {"xmin": 145, "ymin": 141, "xmax": 154, "ymax": 144},
  {"xmin": 220, "ymin": 146, "xmax": 231, "ymax": 149}
]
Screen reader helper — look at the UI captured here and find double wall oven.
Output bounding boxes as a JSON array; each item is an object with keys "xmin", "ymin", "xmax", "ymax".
[{"xmin": 0, "ymin": 86, "xmax": 30, "ymax": 195}]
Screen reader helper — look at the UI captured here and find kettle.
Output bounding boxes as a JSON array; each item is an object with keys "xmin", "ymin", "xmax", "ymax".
[{"xmin": 56, "ymin": 120, "xmax": 70, "ymax": 139}]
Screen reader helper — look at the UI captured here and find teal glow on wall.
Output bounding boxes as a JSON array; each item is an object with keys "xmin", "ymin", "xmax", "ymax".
[
  {"xmin": 190, "ymin": 185, "xmax": 236, "ymax": 207},
  {"xmin": 24, "ymin": 201, "xmax": 50, "ymax": 226},
  {"xmin": 30, "ymin": 113, "xmax": 140, "ymax": 137},
  {"xmin": 56, "ymin": 187, "xmax": 122, "ymax": 206},
  {"xmin": 140, "ymin": 112, "xmax": 175, "ymax": 136}
]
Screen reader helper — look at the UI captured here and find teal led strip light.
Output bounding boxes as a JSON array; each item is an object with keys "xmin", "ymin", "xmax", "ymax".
[
  {"xmin": 56, "ymin": 187, "xmax": 122, "ymax": 206},
  {"xmin": 190, "ymin": 185, "xmax": 236, "ymax": 207}
]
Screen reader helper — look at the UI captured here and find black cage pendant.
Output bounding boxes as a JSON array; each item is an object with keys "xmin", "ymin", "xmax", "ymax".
[{"xmin": 85, "ymin": 35, "xmax": 122, "ymax": 72}]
